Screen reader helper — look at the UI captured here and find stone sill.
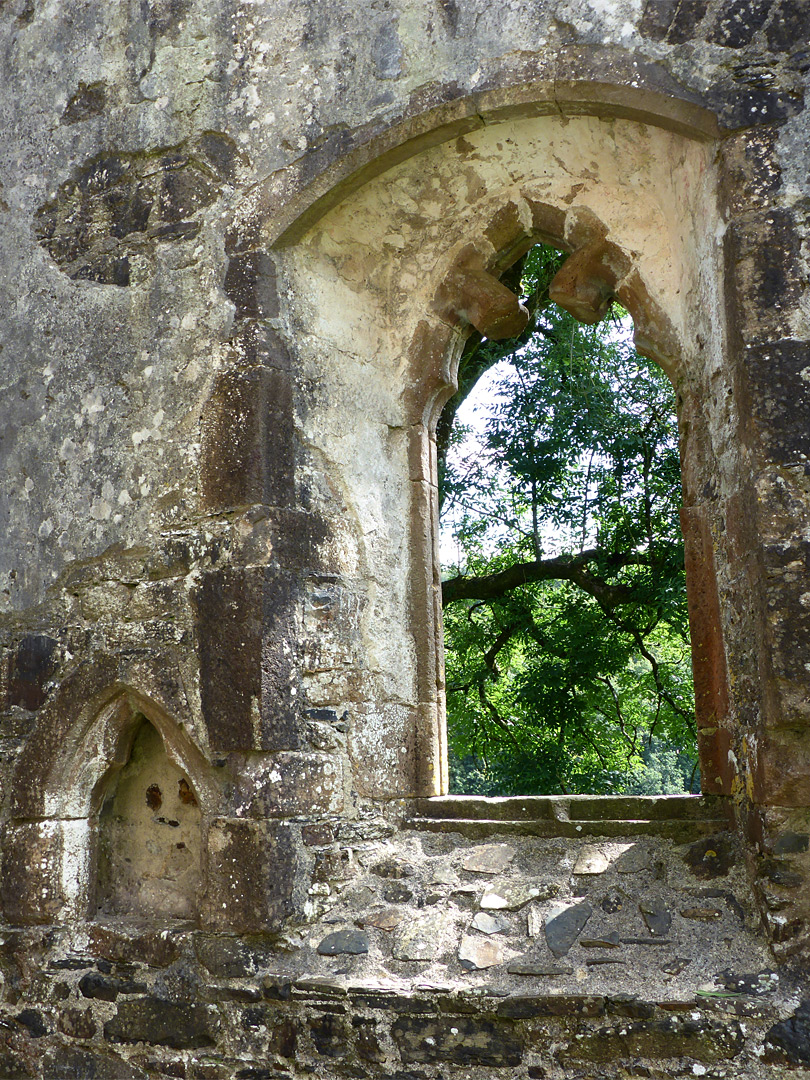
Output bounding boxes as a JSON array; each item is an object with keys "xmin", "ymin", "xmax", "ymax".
[{"xmin": 404, "ymin": 794, "xmax": 732, "ymax": 841}]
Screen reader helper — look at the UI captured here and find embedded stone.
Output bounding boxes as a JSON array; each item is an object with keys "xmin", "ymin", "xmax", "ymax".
[
  {"xmin": 615, "ymin": 845, "xmax": 653, "ymax": 873},
  {"xmin": 359, "ymin": 907, "xmax": 406, "ymax": 931},
  {"xmin": 392, "ymin": 1016, "xmax": 524, "ymax": 1066},
  {"xmin": 662, "ymin": 957, "xmax": 692, "ymax": 975},
  {"xmin": 683, "ymin": 835, "xmax": 734, "ymax": 879},
  {"xmin": 526, "ymin": 904, "xmax": 543, "ymax": 938},
  {"xmin": 429, "ymin": 864, "xmax": 457, "ymax": 886},
  {"xmin": 471, "ymin": 911, "xmax": 511, "ymax": 935},
  {"xmin": 622, "ymin": 937, "xmax": 672, "ymax": 946},
  {"xmin": 458, "ymin": 934, "xmax": 504, "ymax": 970},
  {"xmin": 606, "ymin": 994, "xmax": 655, "ymax": 1019},
  {"xmin": 78, "ymin": 972, "xmax": 147, "ymax": 1001},
  {"xmin": 383, "ymin": 880, "xmax": 415, "ymax": 903},
  {"xmin": 392, "ymin": 911, "xmax": 450, "ymax": 961},
  {"xmin": 354, "ymin": 1017, "xmax": 385, "ymax": 1062},
  {"xmin": 772, "ymin": 832, "xmax": 810, "ymax": 855},
  {"xmin": 719, "ymin": 969, "xmax": 779, "ymax": 995},
  {"xmin": 601, "ymin": 890, "xmax": 624, "ymax": 913},
  {"xmin": 194, "ymin": 935, "xmax": 274, "ymax": 978},
  {"xmin": 202, "ymin": 819, "xmax": 297, "ymax": 933},
  {"xmin": 764, "ymin": 999, "xmax": 810, "ymax": 1064},
  {"xmin": 580, "ymin": 931, "xmax": 620, "ymax": 949},
  {"xmin": 640, "ymin": 899, "xmax": 672, "ymax": 936},
  {"xmin": 294, "ymin": 976, "xmax": 347, "ymax": 995},
  {"xmin": 302, "ymin": 822, "xmax": 335, "ymax": 847},
  {"xmin": 560, "ymin": 1017, "xmax": 744, "ymax": 1064},
  {"xmin": 42, "ymin": 1046, "xmax": 144, "ymax": 1080},
  {"xmin": 481, "ymin": 882, "xmax": 554, "ymax": 911},
  {"xmin": 680, "ymin": 906, "xmax": 723, "ymax": 920},
  {"xmin": 507, "ymin": 957, "xmax": 574, "ymax": 976},
  {"xmin": 462, "ymin": 844, "xmax": 516, "ymax": 875},
  {"xmin": 544, "ymin": 902, "xmax": 593, "ymax": 957},
  {"xmin": 370, "ymin": 857, "xmax": 414, "ymax": 879},
  {"xmin": 104, "ymin": 999, "xmax": 219, "ymax": 1049},
  {"xmin": 316, "ymin": 930, "xmax": 369, "ymax": 956},
  {"xmin": 758, "ymin": 858, "xmax": 804, "ymax": 888},
  {"xmin": 58, "ymin": 1008, "xmax": 98, "ymax": 1039},
  {"xmin": 573, "ymin": 846, "xmax": 608, "ymax": 875},
  {"xmin": 15, "ymin": 1009, "xmax": 48, "ymax": 1038},
  {"xmin": 309, "ymin": 1013, "xmax": 347, "ymax": 1058}
]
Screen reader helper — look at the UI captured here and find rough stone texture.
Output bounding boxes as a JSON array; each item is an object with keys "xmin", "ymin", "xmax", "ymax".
[{"xmin": 1, "ymin": 0, "xmax": 810, "ymax": 1073}]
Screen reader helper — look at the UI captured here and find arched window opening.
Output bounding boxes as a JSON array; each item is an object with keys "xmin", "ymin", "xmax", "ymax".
[
  {"xmin": 438, "ymin": 244, "xmax": 698, "ymax": 797},
  {"xmin": 96, "ymin": 716, "xmax": 202, "ymax": 921}
]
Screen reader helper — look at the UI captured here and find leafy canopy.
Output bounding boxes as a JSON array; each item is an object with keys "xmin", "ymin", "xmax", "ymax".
[{"xmin": 440, "ymin": 245, "xmax": 697, "ymax": 796}]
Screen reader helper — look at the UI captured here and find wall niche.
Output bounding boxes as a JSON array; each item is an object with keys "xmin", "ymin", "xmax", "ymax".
[{"xmin": 96, "ymin": 717, "xmax": 202, "ymax": 921}]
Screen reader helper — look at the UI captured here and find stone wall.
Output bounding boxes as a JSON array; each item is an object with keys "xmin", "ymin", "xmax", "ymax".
[{"xmin": 1, "ymin": 0, "xmax": 810, "ymax": 1074}]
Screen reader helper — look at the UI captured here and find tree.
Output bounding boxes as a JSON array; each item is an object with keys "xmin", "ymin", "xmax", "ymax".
[{"xmin": 439, "ymin": 245, "xmax": 697, "ymax": 796}]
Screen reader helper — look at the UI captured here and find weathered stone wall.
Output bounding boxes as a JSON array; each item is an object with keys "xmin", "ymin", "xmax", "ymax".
[{"xmin": 1, "ymin": 0, "xmax": 810, "ymax": 1074}]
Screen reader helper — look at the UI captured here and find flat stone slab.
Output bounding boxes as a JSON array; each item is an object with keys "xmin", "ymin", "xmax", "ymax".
[
  {"xmin": 621, "ymin": 937, "xmax": 672, "ymax": 946},
  {"xmin": 359, "ymin": 907, "xmax": 406, "ymax": 931},
  {"xmin": 481, "ymin": 882, "xmax": 556, "ymax": 911},
  {"xmin": 458, "ymin": 934, "xmax": 504, "ymax": 970},
  {"xmin": 545, "ymin": 902, "xmax": 593, "ymax": 957},
  {"xmin": 640, "ymin": 898, "xmax": 672, "ymax": 936},
  {"xmin": 680, "ymin": 906, "xmax": 723, "ymax": 920},
  {"xmin": 573, "ymin": 846, "xmax": 609, "ymax": 875},
  {"xmin": 429, "ymin": 864, "xmax": 457, "ymax": 885},
  {"xmin": 580, "ymin": 931, "xmax": 620, "ymax": 949},
  {"xmin": 615, "ymin": 844, "xmax": 653, "ymax": 873},
  {"xmin": 507, "ymin": 955, "xmax": 574, "ymax": 976},
  {"xmin": 471, "ymin": 911, "xmax": 511, "ymax": 935},
  {"xmin": 392, "ymin": 911, "xmax": 450, "ymax": 962},
  {"xmin": 526, "ymin": 904, "xmax": 543, "ymax": 938},
  {"xmin": 317, "ymin": 930, "xmax": 369, "ymax": 956},
  {"xmin": 462, "ymin": 844, "xmax": 516, "ymax": 875}
]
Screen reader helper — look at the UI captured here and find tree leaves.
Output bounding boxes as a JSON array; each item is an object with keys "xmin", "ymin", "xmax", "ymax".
[{"xmin": 440, "ymin": 247, "xmax": 697, "ymax": 796}]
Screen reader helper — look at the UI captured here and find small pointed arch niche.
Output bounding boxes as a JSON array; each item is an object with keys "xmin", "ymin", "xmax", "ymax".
[{"xmin": 95, "ymin": 712, "xmax": 203, "ymax": 921}]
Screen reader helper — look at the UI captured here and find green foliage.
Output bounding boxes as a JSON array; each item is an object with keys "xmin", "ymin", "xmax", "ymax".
[{"xmin": 440, "ymin": 246, "xmax": 698, "ymax": 795}]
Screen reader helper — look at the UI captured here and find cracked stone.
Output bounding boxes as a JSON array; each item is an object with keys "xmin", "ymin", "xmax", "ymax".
[
  {"xmin": 544, "ymin": 902, "xmax": 593, "ymax": 957},
  {"xmin": 462, "ymin": 844, "xmax": 516, "ymax": 875},
  {"xmin": 458, "ymin": 934, "xmax": 504, "ymax": 970}
]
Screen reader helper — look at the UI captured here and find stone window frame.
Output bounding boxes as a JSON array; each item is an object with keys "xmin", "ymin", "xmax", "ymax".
[{"xmin": 261, "ymin": 83, "xmax": 739, "ymax": 804}]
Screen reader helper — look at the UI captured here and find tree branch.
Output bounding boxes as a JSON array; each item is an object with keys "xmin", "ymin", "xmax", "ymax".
[{"xmin": 441, "ymin": 548, "xmax": 643, "ymax": 607}]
